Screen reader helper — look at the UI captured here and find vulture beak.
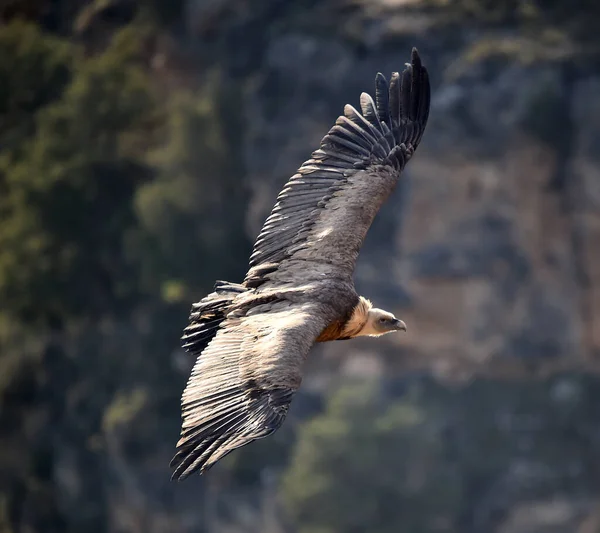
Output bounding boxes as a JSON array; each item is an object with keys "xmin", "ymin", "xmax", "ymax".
[{"xmin": 392, "ymin": 319, "xmax": 407, "ymax": 332}]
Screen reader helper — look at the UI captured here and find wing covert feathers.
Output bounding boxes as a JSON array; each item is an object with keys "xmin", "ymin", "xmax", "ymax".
[
  {"xmin": 246, "ymin": 48, "xmax": 430, "ymax": 281},
  {"xmin": 180, "ymin": 281, "xmax": 248, "ymax": 358}
]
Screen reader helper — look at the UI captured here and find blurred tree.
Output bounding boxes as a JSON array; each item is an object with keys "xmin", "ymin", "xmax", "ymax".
[
  {"xmin": 134, "ymin": 73, "xmax": 251, "ymax": 301},
  {"xmin": 282, "ymin": 380, "xmax": 462, "ymax": 533},
  {"xmin": 0, "ymin": 21, "xmax": 161, "ymax": 533},
  {"xmin": 0, "ymin": 21, "xmax": 72, "ymax": 156},
  {"xmin": 282, "ymin": 375, "xmax": 600, "ymax": 533},
  {"xmin": 0, "ymin": 23, "xmax": 156, "ymax": 325},
  {"xmin": 0, "ymin": 7, "xmax": 254, "ymax": 531},
  {"xmin": 426, "ymin": 0, "xmax": 600, "ymax": 65}
]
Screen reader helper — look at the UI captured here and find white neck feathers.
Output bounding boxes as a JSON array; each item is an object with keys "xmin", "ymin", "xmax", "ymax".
[{"xmin": 341, "ymin": 296, "xmax": 373, "ymax": 338}]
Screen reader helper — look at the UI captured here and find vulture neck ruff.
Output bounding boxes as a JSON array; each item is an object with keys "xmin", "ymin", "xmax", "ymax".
[
  {"xmin": 314, "ymin": 296, "xmax": 372, "ymax": 342},
  {"xmin": 343, "ymin": 296, "xmax": 374, "ymax": 338}
]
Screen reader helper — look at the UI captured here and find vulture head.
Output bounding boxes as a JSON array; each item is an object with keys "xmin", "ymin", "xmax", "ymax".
[{"xmin": 361, "ymin": 308, "xmax": 407, "ymax": 337}]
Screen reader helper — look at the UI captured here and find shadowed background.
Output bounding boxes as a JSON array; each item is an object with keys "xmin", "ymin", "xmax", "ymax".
[{"xmin": 1, "ymin": 1, "xmax": 600, "ymax": 532}]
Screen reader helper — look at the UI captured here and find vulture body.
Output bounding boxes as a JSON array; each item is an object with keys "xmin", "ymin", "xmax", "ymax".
[{"xmin": 171, "ymin": 48, "xmax": 431, "ymax": 480}]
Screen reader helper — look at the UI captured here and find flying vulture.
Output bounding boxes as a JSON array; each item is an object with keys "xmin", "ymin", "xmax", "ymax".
[{"xmin": 171, "ymin": 48, "xmax": 430, "ymax": 480}]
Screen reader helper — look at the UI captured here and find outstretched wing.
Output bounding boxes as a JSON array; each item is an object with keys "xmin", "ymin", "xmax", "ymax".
[
  {"xmin": 170, "ymin": 300, "xmax": 328, "ymax": 480},
  {"xmin": 244, "ymin": 48, "xmax": 430, "ymax": 289}
]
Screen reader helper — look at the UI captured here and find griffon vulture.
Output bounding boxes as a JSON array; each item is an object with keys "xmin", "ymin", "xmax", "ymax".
[{"xmin": 171, "ymin": 48, "xmax": 430, "ymax": 480}]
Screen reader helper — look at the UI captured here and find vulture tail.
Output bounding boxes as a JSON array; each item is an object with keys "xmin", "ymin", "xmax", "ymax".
[{"xmin": 181, "ymin": 281, "xmax": 247, "ymax": 357}]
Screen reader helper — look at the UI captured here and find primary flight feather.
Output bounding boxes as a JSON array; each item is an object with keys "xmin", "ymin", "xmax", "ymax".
[{"xmin": 171, "ymin": 48, "xmax": 431, "ymax": 480}]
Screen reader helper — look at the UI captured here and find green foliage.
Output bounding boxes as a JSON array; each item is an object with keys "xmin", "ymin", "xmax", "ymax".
[
  {"xmin": 282, "ymin": 375, "xmax": 600, "ymax": 533},
  {"xmin": 424, "ymin": 0, "xmax": 524, "ymax": 24},
  {"xmin": 0, "ymin": 7, "xmax": 254, "ymax": 531},
  {"xmin": 283, "ymin": 381, "xmax": 461, "ymax": 533},
  {"xmin": 134, "ymin": 75, "xmax": 251, "ymax": 299},
  {"xmin": 0, "ymin": 495, "xmax": 14, "ymax": 533},
  {"xmin": 0, "ymin": 21, "xmax": 71, "ymax": 153},
  {"xmin": 424, "ymin": 0, "xmax": 600, "ymax": 30},
  {"xmin": 429, "ymin": 0, "xmax": 600, "ymax": 71},
  {"xmin": 0, "ymin": 18, "xmax": 164, "ymax": 533},
  {"xmin": 0, "ymin": 24, "xmax": 156, "ymax": 323},
  {"xmin": 102, "ymin": 387, "xmax": 148, "ymax": 434}
]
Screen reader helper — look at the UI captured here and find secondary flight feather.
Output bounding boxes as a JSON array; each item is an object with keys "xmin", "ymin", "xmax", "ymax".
[{"xmin": 171, "ymin": 48, "xmax": 431, "ymax": 480}]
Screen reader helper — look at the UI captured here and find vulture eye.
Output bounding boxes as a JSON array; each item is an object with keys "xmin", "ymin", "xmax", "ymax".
[{"xmin": 378, "ymin": 317, "xmax": 387, "ymax": 324}]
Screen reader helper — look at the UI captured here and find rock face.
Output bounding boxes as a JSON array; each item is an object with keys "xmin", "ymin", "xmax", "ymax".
[{"xmin": 241, "ymin": 26, "xmax": 600, "ymax": 380}]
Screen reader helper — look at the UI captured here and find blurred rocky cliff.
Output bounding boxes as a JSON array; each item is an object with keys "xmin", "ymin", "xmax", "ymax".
[
  {"xmin": 230, "ymin": 0, "xmax": 600, "ymax": 383},
  {"xmin": 1, "ymin": 1, "xmax": 600, "ymax": 533}
]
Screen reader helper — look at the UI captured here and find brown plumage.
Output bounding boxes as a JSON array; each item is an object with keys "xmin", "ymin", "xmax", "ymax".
[{"xmin": 171, "ymin": 48, "xmax": 430, "ymax": 480}]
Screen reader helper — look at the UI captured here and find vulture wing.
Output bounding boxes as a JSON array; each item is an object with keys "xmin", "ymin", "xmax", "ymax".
[
  {"xmin": 172, "ymin": 48, "xmax": 430, "ymax": 479},
  {"xmin": 171, "ymin": 300, "xmax": 329, "ymax": 480},
  {"xmin": 244, "ymin": 48, "xmax": 430, "ymax": 288}
]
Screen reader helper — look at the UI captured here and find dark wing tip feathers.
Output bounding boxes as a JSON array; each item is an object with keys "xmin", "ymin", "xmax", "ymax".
[
  {"xmin": 246, "ymin": 48, "xmax": 429, "ymax": 273},
  {"xmin": 411, "ymin": 47, "xmax": 422, "ymax": 69},
  {"xmin": 338, "ymin": 47, "xmax": 429, "ymax": 163},
  {"xmin": 399, "ymin": 47, "xmax": 429, "ymax": 133},
  {"xmin": 170, "ymin": 384, "xmax": 293, "ymax": 481},
  {"xmin": 366, "ymin": 47, "xmax": 429, "ymax": 170}
]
